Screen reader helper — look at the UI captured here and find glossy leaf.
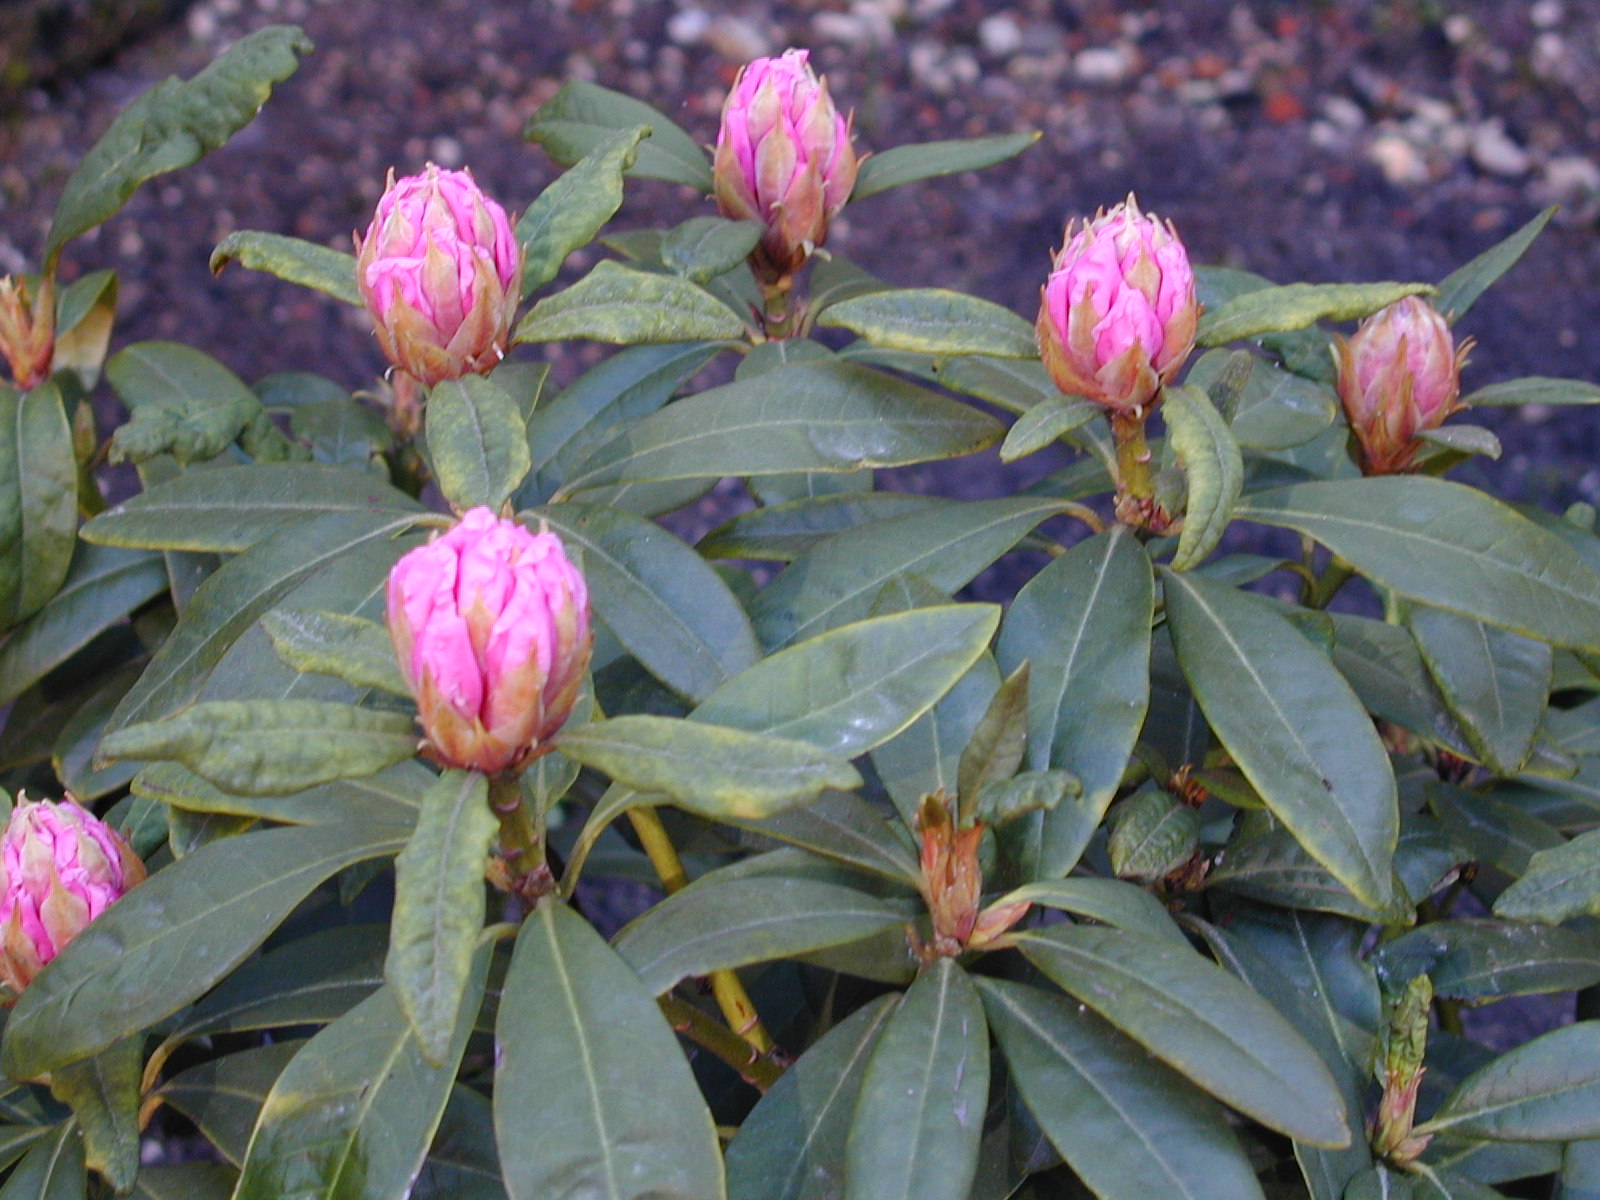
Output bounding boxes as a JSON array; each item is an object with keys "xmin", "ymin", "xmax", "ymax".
[
  {"xmin": 49, "ymin": 1038, "xmax": 141, "ymax": 1193},
  {"xmin": 1374, "ymin": 919, "xmax": 1600, "ymax": 1001},
  {"xmin": 158, "ymin": 1043, "xmax": 304, "ymax": 1167},
  {"xmin": 956, "ymin": 661, "xmax": 1030, "ymax": 812},
  {"xmin": 515, "ymin": 260, "xmax": 745, "ymax": 344},
  {"xmin": 1328, "ymin": 614, "xmax": 1475, "ymax": 758},
  {"xmin": 519, "ymin": 124, "xmax": 648, "ymax": 295},
  {"xmin": 104, "ymin": 341, "xmax": 267, "ymax": 465},
  {"xmin": 851, "ymin": 132, "xmax": 1040, "ymax": 200},
  {"xmin": 1421, "ymin": 1022, "xmax": 1600, "ymax": 1142},
  {"xmin": 1461, "ymin": 376, "xmax": 1600, "ymax": 408},
  {"xmin": 1163, "ymin": 383, "xmax": 1243, "ymax": 571},
  {"xmin": 725, "ymin": 791, "xmax": 922, "ymax": 887},
  {"xmin": 135, "ymin": 758, "xmax": 424, "ymax": 828},
  {"xmin": 525, "ymin": 78, "xmax": 713, "ymax": 191},
  {"xmin": 700, "ymin": 492, "xmax": 941, "ymax": 562},
  {"xmin": 209, "ymin": 231, "xmax": 361, "ymax": 306},
  {"xmin": 1185, "ymin": 348, "xmax": 1336, "ymax": 451},
  {"xmin": 999, "ymin": 395, "xmax": 1099, "ymax": 462},
  {"xmin": 0, "ymin": 382, "xmax": 77, "ymax": 630},
  {"xmin": 1107, "ymin": 789, "xmax": 1200, "ymax": 882},
  {"xmin": 1001, "ymin": 877, "xmax": 1186, "ymax": 945},
  {"xmin": 1428, "ymin": 783, "xmax": 1563, "ymax": 878},
  {"xmin": 1434, "ymin": 206, "xmax": 1555, "ymax": 321},
  {"xmin": 0, "ymin": 1123, "xmax": 85, "ymax": 1200},
  {"xmin": 818, "ymin": 289, "xmax": 1037, "ymax": 358},
  {"xmin": 1196, "ymin": 281, "xmax": 1433, "ymax": 346},
  {"xmin": 1494, "ymin": 827, "xmax": 1600, "ymax": 923},
  {"xmin": 661, "ymin": 216, "xmax": 763, "ymax": 284},
  {"xmin": 426, "ymin": 375, "xmax": 532, "ymax": 512},
  {"xmin": 261, "ymin": 608, "xmax": 410, "ymax": 696}
]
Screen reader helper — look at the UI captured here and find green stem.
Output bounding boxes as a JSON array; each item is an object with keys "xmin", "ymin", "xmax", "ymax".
[
  {"xmin": 1307, "ymin": 556, "xmax": 1357, "ymax": 610},
  {"xmin": 1111, "ymin": 410, "xmax": 1154, "ymax": 502},
  {"xmin": 490, "ymin": 774, "xmax": 552, "ymax": 906}
]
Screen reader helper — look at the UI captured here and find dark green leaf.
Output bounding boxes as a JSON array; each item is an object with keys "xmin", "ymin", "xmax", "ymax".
[
  {"xmin": 525, "ymin": 79, "xmax": 713, "ymax": 191},
  {"xmin": 159, "ymin": 1042, "xmax": 304, "ymax": 1167},
  {"xmin": 134, "ymin": 758, "xmax": 424, "ymax": 828},
  {"xmin": 209, "ymin": 231, "xmax": 360, "ymax": 306},
  {"xmin": 700, "ymin": 492, "xmax": 941, "ymax": 562},
  {"xmin": 1328, "ymin": 614, "xmax": 1475, "ymax": 758},
  {"xmin": 1461, "ymin": 377, "xmax": 1600, "ymax": 408},
  {"xmin": 851, "ymin": 132, "xmax": 1040, "ymax": 200},
  {"xmin": 1416, "ymin": 424, "xmax": 1501, "ymax": 459},
  {"xmin": 425, "ymin": 375, "xmax": 531, "ymax": 511},
  {"xmin": 0, "ymin": 1123, "xmax": 84, "ymax": 1200},
  {"xmin": 1428, "ymin": 783, "xmax": 1563, "ymax": 878},
  {"xmin": 515, "ymin": 260, "xmax": 745, "ymax": 344},
  {"xmin": 518, "ymin": 125, "xmax": 649, "ymax": 296},
  {"xmin": 261, "ymin": 608, "xmax": 409, "ymax": 696},
  {"xmin": 1163, "ymin": 383, "xmax": 1243, "ymax": 571},
  {"xmin": 1107, "ymin": 789, "xmax": 1200, "ymax": 882},
  {"xmin": 0, "ymin": 382, "xmax": 77, "ymax": 630},
  {"xmin": 49, "ymin": 1039, "xmax": 141, "ymax": 1193},
  {"xmin": 1185, "ymin": 348, "xmax": 1337, "ymax": 451},
  {"xmin": 660, "ymin": 217, "xmax": 762, "ymax": 284},
  {"xmin": 1421, "ymin": 1022, "xmax": 1600, "ymax": 1142},
  {"xmin": 105, "ymin": 342, "xmax": 264, "ymax": 466},
  {"xmin": 725, "ymin": 791, "xmax": 922, "ymax": 887},
  {"xmin": 818, "ymin": 289, "xmax": 1037, "ymax": 358},
  {"xmin": 129, "ymin": 1163, "xmax": 238, "ymax": 1200},
  {"xmin": 1494, "ymin": 827, "xmax": 1600, "ymax": 923},
  {"xmin": 957, "ymin": 662, "xmax": 1030, "ymax": 813},
  {"xmin": 1197, "ymin": 281, "xmax": 1434, "ymax": 346},
  {"xmin": 1001, "ymin": 876, "xmax": 1186, "ymax": 945},
  {"xmin": 999, "ymin": 395, "xmax": 1099, "ymax": 462},
  {"xmin": 1434, "ymin": 207, "xmax": 1555, "ymax": 322},
  {"xmin": 51, "ymin": 270, "xmax": 117, "ymax": 390},
  {"xmin": 1373, "ymin": 920, "xmax": 1600, "ymax": 1001}
]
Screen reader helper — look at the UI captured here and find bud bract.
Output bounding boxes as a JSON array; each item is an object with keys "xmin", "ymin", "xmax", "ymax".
[
  {"xmin": 387, "ymin": 507, "xmax": 591, "ymax": 775},
  {"xmin": 1037, "ymin": 196, "xmax": 1198, "ymax": 413},
  {"xmin": 0, "ymin": 795, "xmax": 145, "ymax": 996},
  {"xmin": 713, "ymin": 48, "xmax": 859, "ymax": 283},
  {"xmin": 355, "ymin": 165, "xmax": 522, "ymax": 388},
  {"xmin": 0, "ymin": 275, "xmax": 54, "ymax": 391},
  {"xmin": 1335, "ymin": 296, "xmax": 1470, "ymax": 475}
]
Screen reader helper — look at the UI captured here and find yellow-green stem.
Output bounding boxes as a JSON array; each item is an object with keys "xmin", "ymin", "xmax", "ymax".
[
  {"xmin": 658, "ymin": 995, "xmax": 782, "ymax": 1092},
  {"xmin": 491, "ymin": 774, "xmax": 552, "ymax": 902},
  {"xmin": 1111, "ymin": 410, "xmax": 1155, "ymax": 502}
]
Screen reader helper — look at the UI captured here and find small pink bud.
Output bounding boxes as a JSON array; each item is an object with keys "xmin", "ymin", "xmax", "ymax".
[
  {"xmin": 0, "ymin": 275, "xmax": 55, "ymax": 391},
  {"xmin": 713, "ymin": 48, "xmax": 859, "ymax": 283},
  {"xmin": 387, "ymin": 508, "xmax": 592, "ymax": 775},
  {"xmin": 0, "ymin": 795, "xmax": 145, "ymax": 997},
  {"xmin": 1037, "ymin": 195, "xmax": 1199, "ymax": 414},
  {"xmin": 355, "ymin": 165, "xmax": 522, "ymax": 388},
  {"xmin": 1335, "ymin": 296, "xmax": 1472, "ymax": 475}
]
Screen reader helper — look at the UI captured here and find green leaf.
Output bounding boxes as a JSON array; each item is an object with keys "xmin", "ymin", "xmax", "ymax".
[
  {"xmin": 234, "ymin": 945, "xmax": 489, "ymax": 1200},
  {"xmin": 44, "ymin": 26, "xmax": 311, "ymax": 265},
  {"xmin": 385, "ymin": 771, "xmax": 496, "ymax": 1064},
  {"xmin": 694, "ymin": 605, "xmax": 1001, "ymax": 759},
  {"xmin": 1435, "ymin": 207, "xmax": 1555, "ymax": 322},
  {"xmin": 1164, "ymin": 383, "xmax": 1244, "ymax": 571},
  {"xmin": 1107, "ymin": 789, "xmax": 1200, "ymax": 882},
  {"xmin": 1494, "ymin": 827, "xmax": 1600, "ymax": 923},
  {"xmin": 159, "ymin": 1042, "xmax": 303, "ymax": 1166},
  {"xmin": 104, "ymin": 342, "xmax": 264, "ymax": 466},
  {"xmin": 0, "ymin": 382, "xmax": 77, "ymax": 630},
  {"xmin": 726, "ymin": 996, "xmax": 898, "ymax": 1200},
  {"xmin": 660, "ymin": 217, "xmax": 762, "ymax": 284},
  {"xmin": 1206, "ymin": 828, "xmax": 1402, "ymax": 923},
  {"xmin": 209, "ymin": 231, "xmax": 360, "ymax": 306},
  {"xmin": 1416, "ymin": 424, "xmax": 1501, "ymax": 460},
  {"xmin": 129, "ymin": 1163, "xmax": 238, "ymax": 1200},
  {"xmin": 525, "ymin": 79, "xmax": 713, "ymax": 191},
  {"xmin": 135, "ymin": 758, "xmax": 424, "ymax": 828},
  {"xmin": 518, "ymin": 124, "xmax": 649, "ymax": 296},
  {"xmin": 425, "ymin": 375, "xmax": 532, "ymax": 511},
  {"xmin": 996, "ymin": 528, "xmax": 1153, "ymax": 879},
  {"xmin": 851, "ymin": 132, "xmax": 1040, "ymax": 200},
  {"xmin": 82, "ymin": 462, "xmax": 422, "ymax": 553},
  {"xmin": 3, "ymin": 822, "xmax": 409, "ymax": 1078},
  {"xmin": 1428, "ymin": 783, "xmax": 1563, "ymax": 878},
  {"xmin": 614, "ymin": 863, "xmax": 907, "ymax": 993},
  {"xmin": 1373, "ymin": 919, "xmax": 1600, "ymax": 1001},
  {"xmin": 494, "ymin": 902, "xmax": 724, "ymax": 1200},
  {"xmin": 0, "ymin": 1123, "xmax": 85, "ymax": 1200},
  {"xmin": 701, "ymin": 492, "xmax": 942, "ymax": 562},
  {"xmin": 1461, "ymin": 377, "xmax": 1600, "ymax": 408},
  {"xmin": 261, "ymin": 608, "xmax": 410, "ymax": 696},
  {"xmin": 1240, "ymin": 478, "xmax": 1600, "ymax": 650},
  {"xmin": 534, "ymin": 502, "xmax": 758, "ymax": 702},
  {"xmin": 0, "ymin": 544, "xmax": 166, "ymax": 704},
  {"xmin": 1184, "ymin": 348, "xmax": 1337, "ymax": 450},
  {"xmin": 1000, "ymin": 877, "xmax": 1186, "ymax": 945},
  {"xmin": 51, "ymin": 269, "xmax": 118, "ymax": 391},
  {"xmin": 847, "ymin": 959, "xmax": 988, "ymax": 1200},
  {"xmin": 99, "ymin": 700, "xmax": 418, "ymax": 797},
  {"xmin": 1405, "ymin": 604, "xmax": 1551, "ymax": 775},
  {"xmin": 1017, "ymin": 924, "xmax": 1350, "ymax": 1147},
  {"xmin": 515, "ymin": 260, "xmax": 745, "ymax": 344},
  {"xmin": 49, "ymin": 1039, "xmax": 141, "ymax": 1193},
  {"xmin": 557, "ymin": 360, "xmax": 1002, "ymax": 494},
  {"xmin": 1327, "ymin": 614, "xmax": 1475, "ymax": 758},
  {"xmin": 750, "ymin": 497, "xmax": 1067, "ymax": 649},
  {"xmin": 557, "ymin": 715, "xmax": 862, "ymax": 820},
  {"xmin": 1162, "ymin": 569, "xmax": 1398, "ymax": 909},
  {"xmin": 818, "ymin": 289, "xmax": 1037, "ymax": 358},
  {"xmin": 1421, "ymin": 1022, "xmax": 1600, "ymax": 1142},
  {"xmin": 723, "ymin": 791, "xmax": 922, "ymax": 887},
  {"xmin": 999, "ymin": 395, "xmax": 1100, "ymax": 462},
  {"xmin": 1196, "ymin": 281, "xmax": 1435, "ymax": 346},
  {"xmin": 956, "ymin": 661, "xmax": 1030, "ymax": 812},
  {"xmin": 412, "ymin": 1087, "xmax": 503, "ymax": 1200},
  {"xmin": 979, "ymin": 977, "xmax": 1264, "ymax": 1200}
]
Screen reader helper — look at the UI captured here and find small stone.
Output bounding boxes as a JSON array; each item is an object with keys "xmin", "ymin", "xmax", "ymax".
[
  {"xmin": 1470, "ymin": 119, "xmax": 1530, "ymax": 177},
  {"xmin": 1074, "ymin": 44, "xmax": 1136, "ymax": 87},
  {"xmin": 665, "ymin": 7, "xmax": 708, "ymax": 45},
  {"xmin": 429, "ymin": 136, "xmax": 463, "ymax": 168},
  {"xmin": 1321, "ymin": 95, "xmax": 1365, "ymax": 132},
  {"xmin": 977, "ymin": 14, "xmax": 1024, "ymax": 58},
  {"xmin": 1370, "ymin": 133, "xmax": 1428, "ymax": 186},
  {"xmin": 1540, "ymin": 155, "xmax": 1600, "ymax": 203},
  {"xmin": 1530, "ymin": 0, "xmax": 1564, "ymax": 28}
]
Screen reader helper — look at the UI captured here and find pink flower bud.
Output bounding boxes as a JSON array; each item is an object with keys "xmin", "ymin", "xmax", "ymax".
[
  {"xmin": 0, "ymin": 795, "xmax": 145, "ymax": 997},
  {"xmin": 387, "ymin": 508, "xmax": 592, "ymax": 775},
  {"xmin": 713, "ymin": 48, "xmax": 859, "ymax": 283},
  {"xmin": 1334, "ymin": 296, "xmax": 1472, "ymax": 475},
  {"xmin": 1037, "ymin": 196, "xmax": 1199, "ymax": 413},
  {"xmin": 0, "ymin": 275, "xmax": 54, "ymax": 392},
  {"xmin": 355, "ymin": 165, "xmax": 522, "ymax": 388}
]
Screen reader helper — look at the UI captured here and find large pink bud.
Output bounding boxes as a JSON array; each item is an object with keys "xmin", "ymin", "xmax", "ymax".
[
  {"xmin": 1335, "ymin": 296, "xmax": 1472, "ymax": 475},
  {"xmin": 355, "ymin": 165, "xmax": 522, "ymax": 388},
  {"xmin": 387, "ymin": 508, "xmax": 592, "ymax": 776},
  {"xmin": 713, "ymin": 48, "xmax": 859, "ymax": 283},
  {"xmin": 1037, "ymin": 196, "xmax": 1199, "ymax": 414},
  {"xmin": 0, "ymin": 795, "xmax": 145, "ymax": 997}
]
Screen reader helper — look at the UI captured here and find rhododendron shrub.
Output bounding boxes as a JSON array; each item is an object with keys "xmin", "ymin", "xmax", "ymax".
[{"xmin": 1, "ymin": 24, "xmax": 1599, "ymax": 1200}]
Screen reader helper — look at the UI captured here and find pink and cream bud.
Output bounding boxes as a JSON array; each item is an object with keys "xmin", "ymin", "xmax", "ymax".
[
  {"xmin": 1037, "ymin": 196, "xmax": 1198, "ymax": 413},
  {"xmin": 0, "ymin": 275, "xmax": 54, "ymax": 392},
  {"xmin": 387, "ymin": 507, "xmax": 592, "ymax": 776},
  {"xmin": 1335, "ymin": 296, "xmax": 1471, "ymax": 475},
  {"xmin": 355, "ymin": 165, "xmax": 522, "ymax": 388},
  {"xmin": 713, "ymin": 48, "xmax": 859, "ymax": 283},
  {"xmin": 0, "ymin": 795, "xmax": 145, "ymax": 997}
]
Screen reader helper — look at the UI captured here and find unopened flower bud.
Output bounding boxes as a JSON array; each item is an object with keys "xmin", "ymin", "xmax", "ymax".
[
  {"xmin": 0, "ymin": 795, "xmax": 145, "ymax": 997},
  {"xmin": 387, "ymin": 507, "xmax": 591, "ymax": 776},
  {"xmin": 0, "ymin": 275, "xmax": 55, "ymax": 391},
  {"xmin": 1037, "ymin": 196, "xmax": 1198, "ymax": 414},
  {"xmin": 355, "ymin": 165, "xmax": 522, "ymax": 388},
  {"xmin": 1335, "ymin": 296, "xmax": 1471, "ymax": 475},
  {"xmin": 713, "ymin": 48, "xmax": 859, "ymax": 283},
  {"xmin": 910, "ymin": 792, "xmax": 1028, "ymax": 961}
]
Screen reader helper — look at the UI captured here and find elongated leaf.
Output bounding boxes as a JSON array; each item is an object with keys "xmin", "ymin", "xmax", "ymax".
[
  {"xmin": 45, "ymin": 26, "xmax": 310, "ymax": 265},
  {"xmin": 1494, "ymin": 827, "xmax": 1600, "ymax": 923},
  {"xmin": 846, "ymin": 959, "xmax": 988, "ymax": 1200},
  {"xmin": 661, "ymin": 217, "xmax": 762, "ymax": 284},
  {"xmin": 425, "ymin": 375, "xmax": 532, "ymax": 511},
  {"xmin": 999, "ymin": 395, "xmax": 1099, "ymax": 461},
  {"xmin": 1163, "ymin": 569, "xmax": 1398, "ymax": 909},
  {"xmin": 996, "ymin": 528, "xmax": 1152, "ymax": 878},
  {"xmin": 261, "ymin": 609, "xmax": 409, "ymax": 695},
  {"xmin": 0, "ymin": 382, "xmax": 77, "ymax": 630},
  {"xmin": 49, "ymin": 1039, "xmax": 141, "ymax": 1193},
  {"xmin": 1421, "ymin": 1023, "xmax": 1600, "ymax": 1142},
  {"xmin": 1185, "ymin": 348, "xmax": 1336, "ymax": 450},
  {"xmin": 851, "ymin": 132, "xmax": 1040, "ymax": 200},
  {"xmin": 2, "ymin": 822, "xmax": 409, "ymax": 1078},
  {"xmin": 819, "ymin": 289, "xmax": 1037, "ymax": 358},
  {"xmin": 519, "ymin": 125, "xmax": 649, "ymax": 296},
  {"xmin": 979, "ymin": 977, "xmax": 1264, "ymax": 1200},
  {"xmin": 1018, "ymin": 924, "xmax": 1350, "ymax": 1147},
  {"xmin": 494, "ymin": 902, "xmax": 724, "ymax": 1200},
  {"xmin": 135, "ymin": 757, "xmax": 423, "ymax": 828},
  {"xmin": 752, "ymin": 497, "xmax": 1066, "ymax": 649},
  {"xmin": 1005, "ymin": 877, "xmax": 1186, "ymax": 944},
  {"xmin": 1429, "ymin": 783, "xmax": 1563, "ymax": 878},
  {"xmin": 726, "ymin": 996, "xmax": 898, "ymax": 1200},
  {"xmin": 210, "ymin": 231, "xmax": 360, "ymax": 306},
  {"xmin": 525, "ymin": 79, "xmax": 713, "ymax": 191},
  {"xmin": 1239, "ymin": 478, "xmax": 1600, "ymax": 650},
  {"xmin": 0, "ymin": 1123, "xmax": 84, "ymax": 1200},
  {"xmin": 51, "ymin": 269, "xmax": 117, "ymax": 390},
  {"xmin": 1374, "ymin": 919, "xmax": 1600, "ymax": 1001},
  {"xmin": 104, "ymin": 342, "xmax": 271, "ymax": 466},
  {"xmin": 130, "ymin": 1163, "xmax": 238, "ymax": 1200},
  {"xmin": 558, "ymin": 360, "xmax": 1002, "ymax": 494},
  {"xmin": 726, "ymin": 791, "xmax": 922, "ymax": 887},
  {"xmin": 159, "ymin": 1043, "xmax": 304, "ymax": 1166},
  {"xmin": 234, "ymin": 945, "xmax": 489, "ymax": 1200},
  {"xmin": 385, "ymin": 771, "xmax": 496, "ymax": 1064},
  {"xmin": 1197, "ymin": 281, "xmax": 1434, "ymax": 345},
  {"xmin": 516, "ymin": 260, "xmax": 744, "ymax": 344},
  {"xmin": 1328, "ymin": 614, "xmax": 1474, "ymax": 758},
  {"xmin": 1461, "ymin": 376, "xmax": 1600, "ymax": 408},
  {"xmin": 558, "ymin": 715, "xmax": 861, "ymax": 821},
  {"xmin": 1435, "ymin": 207, "xmax": 1555, "ymax": 321},
  {"xmin": 701, "ymin": 492, "xmax": 942, "ymax": 562},
  {"xmin": 1164, "ymin": 384, "xmax": 1243, "ymax": 571}
]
